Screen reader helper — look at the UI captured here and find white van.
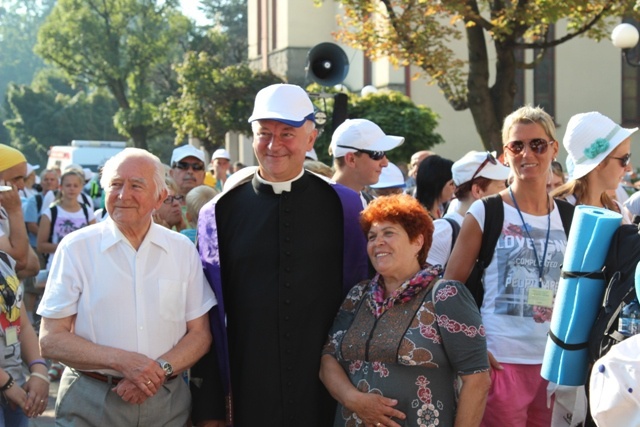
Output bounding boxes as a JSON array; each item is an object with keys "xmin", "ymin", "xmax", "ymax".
[{"xmin": 47, "ymin": 140, "xmax": 127, "ymax": 172}]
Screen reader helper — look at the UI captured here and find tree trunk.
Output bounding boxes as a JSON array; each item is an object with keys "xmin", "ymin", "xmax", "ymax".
[
  {"xmin": 128, "ymin": 125, "xmax": 148, "ymax": 150},
  {"xmin": 465, "ymin": 18, "xmax": 504, "ymax": 154}
]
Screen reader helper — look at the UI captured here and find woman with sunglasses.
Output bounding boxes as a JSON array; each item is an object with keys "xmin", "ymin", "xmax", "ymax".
[
  {"xmin": 444, "ymin": 105, "xmax": 574, "ymax": 427},
  {"xmin": 415, "ymin": 155, "xmax": 455, "ymax": 219},
  {"xmin": 551, "ymin": 112, "xmax": 636, "ymax": 223}
]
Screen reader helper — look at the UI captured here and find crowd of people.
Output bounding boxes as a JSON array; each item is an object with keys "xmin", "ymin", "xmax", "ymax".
[{"xmin": 0, "ymin": 82, "xmax": 637, "ymax": 426}]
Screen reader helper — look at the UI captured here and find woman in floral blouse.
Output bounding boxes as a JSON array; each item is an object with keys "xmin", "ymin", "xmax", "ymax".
[{"xmin": 320, "ymin": 194, "xmax": 490, "ymax": 427}]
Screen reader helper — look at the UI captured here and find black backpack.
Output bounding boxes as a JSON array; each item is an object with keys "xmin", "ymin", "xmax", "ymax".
[
  {"xmin": 587, "ymin": 220, "xmax": 640, "ymax": 363},
  {"xmin": 465, "ymin": 194, "xmax": 575, "ymax": 307}
]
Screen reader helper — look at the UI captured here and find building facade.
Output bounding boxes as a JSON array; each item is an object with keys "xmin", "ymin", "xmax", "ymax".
[{"xmin": 245, "ymin": 0, "xmax": 637, "ymax": 166}]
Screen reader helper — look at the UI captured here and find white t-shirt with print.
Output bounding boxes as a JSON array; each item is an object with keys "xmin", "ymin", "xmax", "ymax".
[
  {"xmin": 42, "ymin": 205, "xmax": 94, "ymax": 268},
  {"xmin": 467, "ymin": 199, "xmax": 567, "ymax": 364}
]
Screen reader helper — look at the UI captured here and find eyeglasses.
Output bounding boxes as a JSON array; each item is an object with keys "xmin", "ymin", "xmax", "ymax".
[
  {"xmin": 504, "ymin": 138, "xmax": 553, "ymax": 155},
  {"xmin": 173, "ymin": 161, "xmax": 204, "ymax": 171},
  {"xmin": 470, "ymin": 152, "xmax": 498, "ymax": 182},
  {"xmin": 163, "ymin": 195, "xmax": 184, "ymax": 204},
  {"xmin": 336, "ymin": 145, "xmax": 386, "ymax": 161},
  {"xmin": 611, "ymin": 153, "xmax": 632, "ymax": 168}
]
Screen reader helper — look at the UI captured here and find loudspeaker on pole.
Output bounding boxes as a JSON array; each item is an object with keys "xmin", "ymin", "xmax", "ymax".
[{"xmin": 306, "ymin": 42, "xmax": 349, "ymax": 87}]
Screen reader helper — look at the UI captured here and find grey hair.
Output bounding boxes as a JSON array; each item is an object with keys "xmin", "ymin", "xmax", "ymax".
[{"xmin": 100, "ymin": 148, "xmax": 167, "ymax": 199}]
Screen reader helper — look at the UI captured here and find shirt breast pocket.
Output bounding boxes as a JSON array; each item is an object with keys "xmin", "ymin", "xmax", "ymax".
[{"xmin": 158, "ymin": 279, "xmax": 187, "ymax": 322}]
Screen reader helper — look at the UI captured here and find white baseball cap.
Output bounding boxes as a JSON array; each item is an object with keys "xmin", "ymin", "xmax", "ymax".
[
  {"xmin": 171, "ymin": 144, "xmax": 206, "ymax": 166},
  {"xmin": 589, "ymin": 334, "xmax": 640, "ymax": 426},
  {"xmin": 82, "ymin": 168, "xmax": 94, "ymax": 182},
  {"xmin": 26, "ymin": 163, "xmax": 40, "ymax": 176},
  {"xmin": 564, "ymin": 112, "xmax": 637, "ymax": 180},
  {"xmin": 212, "ymin": 148, "xmax": 231, "ymax": 161},
  {"xmin": 248, "ymin": 84, "xmax": 315, "ymax": 127},
  {"xmin": 370, "ymin": 162, "xmax": 406, "ymax": 189},
  {"xmin": 329, "ymin": 119, "xmax": 404, "ymax": 158},
  {"xmin": 451, "ymin": 151, "xmax": 511, "ymax": 186}
]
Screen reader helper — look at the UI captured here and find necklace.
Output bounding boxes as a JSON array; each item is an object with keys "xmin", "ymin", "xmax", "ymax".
[{"xmin": 508, "ymin": 186, "xmax": 551, "ymax": 287}]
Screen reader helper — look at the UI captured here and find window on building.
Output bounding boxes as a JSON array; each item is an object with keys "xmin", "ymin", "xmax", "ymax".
[
  {"xmin": 257, "ymin": 0, "xmax": 262, "ymax": 56},
  {"xmin": 534, "ymin": 25, "xmax": 556, "ymax": 119},
  {"xmin": 513, "ymin": 46, "xmax": 525, "ymax": 110}
]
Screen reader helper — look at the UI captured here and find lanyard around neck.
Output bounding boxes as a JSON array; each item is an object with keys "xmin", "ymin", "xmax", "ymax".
[{"xmin": 508, "ymin": 186, "xmax": 551, "ymax": 287}]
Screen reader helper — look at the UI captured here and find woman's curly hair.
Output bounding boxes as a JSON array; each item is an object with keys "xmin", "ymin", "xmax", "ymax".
[{"xmin": 360, "ymin": 194, "xmax": 434, "ymax": 266}]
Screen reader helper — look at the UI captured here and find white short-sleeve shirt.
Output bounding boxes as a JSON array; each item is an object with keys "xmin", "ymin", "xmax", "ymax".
[
  {"xmin": 426, "ymin": 211, "xmax": 463, "ymax": 268},
  {"xmin": 37, "ymin": 218, "xmax": 216, "ymax": 374}
]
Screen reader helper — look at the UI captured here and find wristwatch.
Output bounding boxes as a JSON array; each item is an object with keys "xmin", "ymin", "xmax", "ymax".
[{"xmin": 156, "ymin": 358, "xmax": 174, "ymax": 378}]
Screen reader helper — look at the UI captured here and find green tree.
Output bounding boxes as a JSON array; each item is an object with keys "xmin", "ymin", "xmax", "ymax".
[
  {"xmin": 0, "ymin": 0, "xmax": 54, "ymax": 101},
  {"xmin": 35, "ymin": 0, "xmax": 191, "ymax": 150},
  {"xmin": 163, "ymin": 48, "xmax": 283, "ymax": 152},
  {"xmin": 332, "ymin": 0, "xmax": 639, "ymax": 153},
  {"xmin": 199, "ymin": 0, "xmax": 248, "ymax": 65},
  {"xmin": 0, "ymin": 0, "xmax": 55, "ymax": 143},
  {"xmin": 3, "ymin": 74, "xmax": 121, "ymax": 166},
  {"xmin": 309, "ymin": 85, "xmax": 443, "ymax": 164}
]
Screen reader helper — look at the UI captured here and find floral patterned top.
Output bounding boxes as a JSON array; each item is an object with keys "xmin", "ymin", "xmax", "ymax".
[{"xmin": 323, "ymin": 272, "xmax": 489, "ymax": 427}]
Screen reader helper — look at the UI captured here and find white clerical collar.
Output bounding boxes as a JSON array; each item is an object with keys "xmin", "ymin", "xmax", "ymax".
[{"xmin": 256, "ymin": 169, "xmax": 305, "ymax": 194}]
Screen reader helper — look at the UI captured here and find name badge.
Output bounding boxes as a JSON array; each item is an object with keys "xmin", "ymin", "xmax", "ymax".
[
  {"xmin": 528, "ymin": 288, "xmax": 554, "ymax": 308},
  {"xmin": 5, "ymin": 326, "xmax": 18, "ymax": 346}
]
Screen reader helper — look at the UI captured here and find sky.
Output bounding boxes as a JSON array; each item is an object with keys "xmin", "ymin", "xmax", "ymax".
[{"xmin": 180, "ymin": 0, "xmax": 207, "ymax": 26}]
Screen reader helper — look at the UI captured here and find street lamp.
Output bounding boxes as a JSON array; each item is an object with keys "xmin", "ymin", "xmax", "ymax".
[{"xmin": 612, "ymin": 23, "xmax": 640, "ymax": 67}]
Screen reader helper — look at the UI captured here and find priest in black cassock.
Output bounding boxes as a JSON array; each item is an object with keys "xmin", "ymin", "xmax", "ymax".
[{"xmin": 191, "ymin": 84, "xmax": 369, "ymax": 427}]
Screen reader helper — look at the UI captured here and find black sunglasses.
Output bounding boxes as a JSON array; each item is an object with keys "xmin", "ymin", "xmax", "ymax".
[
  {"xmin": 173, "ymin": 161, "xmax": 204, "ymax": 171},
  {"xmin": 336, "ymin": 144, "xmax": 386, "ymax": 161},
  {"xmin": 163, "ymin": 195, "xmax": 185, "ymax": 204},
  {"xmin": 470, "ymin": 152, "xmax": 498, "ymax": 182},
  {"xmin": 611, "ymin": 153, "xmax": 632, "ymax": 168},
  {"xmin": 504, "ymin": 138, "xmax": 553, "ymax": 155}
]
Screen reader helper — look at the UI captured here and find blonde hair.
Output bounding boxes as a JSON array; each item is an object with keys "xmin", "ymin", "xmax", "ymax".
[
  {"xmin": 550, "ymin": 159, "xmax": 619, "ymax": 212},
  {"xmin": 164, "ymin": 175, "xmax": 180, "ymax": 194},
  {"xmin": 185, "ymin": 185, "xmax": 217, "ymax": 227},
  {"xmin": 55, "ymin": 169, "xmax": 85, "ymax": 204},
  {"xmin": 502, "ymin": 105, "xmax": 557, "ymax": 144}
]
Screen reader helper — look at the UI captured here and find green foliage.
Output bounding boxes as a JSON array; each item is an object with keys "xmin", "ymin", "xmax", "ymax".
[
  {"xmin": 3, "ymin": 79, "xmax": 121, "ymax": 167},
  {"xmin": 333, "ymin": 0, "xmax": 640, "ymax": 152},
  {"xmin": 0, "ymin": 0, "xmax": 54, "ymax": 101},
  {"xmin": 199, "ymin": 0, "xmax": 248, "ymax": 64},
  {"xmin": 34, "ymin": 0, "xmax": 191, "ymax": 149},
  {"xmin": 308, "ymin": 84, "xmax": 443, "ymax": 165},
  {"xmin": 163, "ymin": 50, "xmax": 283, "ymax": 152}
]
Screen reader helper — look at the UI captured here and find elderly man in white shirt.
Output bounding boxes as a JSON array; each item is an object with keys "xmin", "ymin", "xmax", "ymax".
[{"xmin": 37, "ymin": 148, "xmax": 216, "ymax": 426}]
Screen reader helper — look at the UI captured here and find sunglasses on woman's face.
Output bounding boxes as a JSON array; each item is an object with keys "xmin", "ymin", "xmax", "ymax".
[
  {"xmin": 611, "ymin": 153, "xmax": 632, "ymax": 168},
  {"xmin": 504, "ymin": 138, "xmax": 553, "ymax": 155}
]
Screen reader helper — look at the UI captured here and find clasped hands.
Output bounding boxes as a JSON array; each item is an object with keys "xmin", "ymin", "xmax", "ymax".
[{"xmin": 112, "ymin": 354, "xmax": 166, "ymax": 405}]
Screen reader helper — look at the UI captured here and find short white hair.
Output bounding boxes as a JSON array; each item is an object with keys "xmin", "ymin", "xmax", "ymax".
[{"xmin": 100, "ymin": 148, "xmax": 167, "ymax": 198}]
